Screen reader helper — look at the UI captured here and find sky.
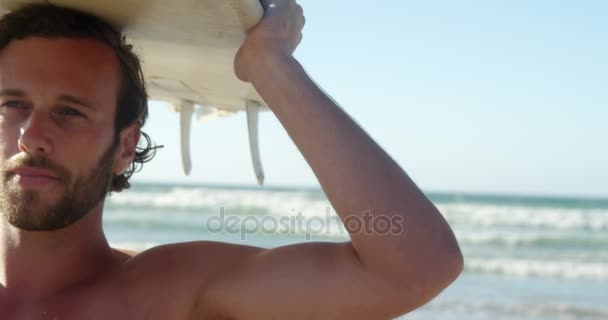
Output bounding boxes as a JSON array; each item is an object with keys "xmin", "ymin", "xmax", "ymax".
[{"xmin": 133, "ymin": 0, "xmax": 607, "ymax": 198}]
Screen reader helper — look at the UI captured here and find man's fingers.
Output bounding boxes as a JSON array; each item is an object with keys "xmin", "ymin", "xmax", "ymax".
[
  {"xmin": 290, "ymin": 32, "xmax": 303, "ymax": 52},
  {"xmin": 256, "ymin": 0, "xmax": 304, "ymax": 51},
  {"xmin": 260, "ymin": 0, "xmax": 296, "ymax": 10},
  {"xmin": 291, "ymin": 3, "xmax": 304, "ymax": 49},
  {"xmin": 296, "ymin": 4, "xmax": 305, "ymax": 26},
  {"xmin": 259, "ymin": 0, "xmax": 271, "ymax": 8}
]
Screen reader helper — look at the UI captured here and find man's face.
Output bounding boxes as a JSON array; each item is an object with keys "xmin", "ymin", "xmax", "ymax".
[{"xmin": 0, "ymin": 37, "xmax": 123, "ymax": 231}]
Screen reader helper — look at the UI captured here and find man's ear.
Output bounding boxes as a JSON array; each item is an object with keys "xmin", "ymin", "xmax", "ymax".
[{"xmin": 113, "ymin": 124, "xmax": 141, "ymax": 176}]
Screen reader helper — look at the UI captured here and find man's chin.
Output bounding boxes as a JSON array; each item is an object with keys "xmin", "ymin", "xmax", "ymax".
[
  {"xmin": 1, "ymin": 192, "xmax": 84, "ymax": 231},
  {"xmin": 6, "ymin": 211, "xmax": 83, "ymax": 232}
]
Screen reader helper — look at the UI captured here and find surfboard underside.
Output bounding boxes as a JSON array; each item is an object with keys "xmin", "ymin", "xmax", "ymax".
[{"xmin": 0, "ymin": 0, "xmax": 269, "ymax": 184}]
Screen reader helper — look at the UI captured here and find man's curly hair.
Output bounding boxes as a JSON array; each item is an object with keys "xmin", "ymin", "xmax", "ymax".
[{"xmin": 0, "ymin": 3, "xmax": 161, "ymax": 192}]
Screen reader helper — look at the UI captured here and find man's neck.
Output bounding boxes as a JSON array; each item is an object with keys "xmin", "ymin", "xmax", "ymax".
[{"xmin": 0, "ymin": 204, "xmax": 117, "ymax": 303}]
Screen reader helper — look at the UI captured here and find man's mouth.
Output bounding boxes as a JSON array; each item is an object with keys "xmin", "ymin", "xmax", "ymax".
[{"xmin": 9, "ymin": 167, "xmax": 60, "ymax": 188}]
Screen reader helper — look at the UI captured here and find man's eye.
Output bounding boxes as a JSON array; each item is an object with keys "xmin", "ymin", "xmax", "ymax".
[
  {"xmin": 59, "ymin": 107, "xmax": 84, "ymax": 117},
  {"xmin": 2, "ymin": 101, "xmax": 26, "ymax": 109}
]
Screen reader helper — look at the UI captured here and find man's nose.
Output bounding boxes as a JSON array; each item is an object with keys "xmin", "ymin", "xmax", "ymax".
[{"xmin": 18, "ymin": 112, "xmax": 54, "ymax": 155}]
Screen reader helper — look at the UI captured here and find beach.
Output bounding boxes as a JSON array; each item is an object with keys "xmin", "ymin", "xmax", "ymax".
[{"xmin": 105, "ymin": 183, "xmax": 608, "ymax": 319}]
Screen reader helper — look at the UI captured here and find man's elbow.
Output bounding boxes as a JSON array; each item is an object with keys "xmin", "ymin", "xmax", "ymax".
[
  {"xmin": 419, "ymin": 209, "xmax": 464, "ymax": 292},
  {"xmin": 416, "ymin": 238, "xmax": 464, "ymax": 303},
  {"xmin": 393, "ymin": 235, "xmax": 464, "ymax": 308},
  {"xmin": 442, "ymin": 243, "xmax": 464, "ymax": 285},
  {"xmin": 395, "ymin": 252, "xmax": 463, "ymax": 318}
]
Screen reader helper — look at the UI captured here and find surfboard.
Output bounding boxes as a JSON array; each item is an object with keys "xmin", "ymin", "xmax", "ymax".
[{"xmin": 0, "ymin": 0, "xmax": 268, "ymax": 184}]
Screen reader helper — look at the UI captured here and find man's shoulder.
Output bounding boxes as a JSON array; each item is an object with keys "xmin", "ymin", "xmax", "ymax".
[
  {"xmin": 109, "ymin": 241, "xmax": 265, "ymax": 320},
  {"xmin": 116, "ymin": 242, "xmax": 260, "ymax": 285},
  {"xmin": 117, "ymin": 241, "xmax": 263, "ymax": 268}
]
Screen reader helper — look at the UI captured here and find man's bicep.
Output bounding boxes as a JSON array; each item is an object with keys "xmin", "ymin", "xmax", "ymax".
[{"xmin": 198, "ymin": 241, "xmax": 413, "ymax": 320}]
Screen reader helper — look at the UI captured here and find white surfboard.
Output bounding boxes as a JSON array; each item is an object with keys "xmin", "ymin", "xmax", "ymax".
[{"xmin": 0, "ymin": 0, "xmax": 268, "ymax": 184}]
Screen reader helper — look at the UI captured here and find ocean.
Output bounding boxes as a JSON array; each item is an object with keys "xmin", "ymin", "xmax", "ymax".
[{"xmin": 104, "ymin": 183, "xmax": 608, "ymax": 320}]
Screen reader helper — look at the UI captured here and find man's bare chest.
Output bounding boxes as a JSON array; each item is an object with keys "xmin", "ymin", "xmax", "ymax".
[{"xmin": 1, "ymin": 285, "xmax": 186, "ymax": 320}]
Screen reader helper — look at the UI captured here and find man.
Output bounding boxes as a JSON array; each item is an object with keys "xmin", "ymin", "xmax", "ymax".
[{"xmin": 0, "ymin": 1, "xmax": 462, "ymax": 319}]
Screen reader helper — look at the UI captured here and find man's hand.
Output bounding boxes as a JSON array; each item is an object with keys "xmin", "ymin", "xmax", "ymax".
[{"xmin": 234, "ymin": 0, "xmax": 305, "ymax": 82}]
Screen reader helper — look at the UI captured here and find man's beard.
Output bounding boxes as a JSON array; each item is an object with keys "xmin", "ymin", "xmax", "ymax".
[{"xmin": 0, "ymin": 140, "xmax": 118, "ymax": 231}]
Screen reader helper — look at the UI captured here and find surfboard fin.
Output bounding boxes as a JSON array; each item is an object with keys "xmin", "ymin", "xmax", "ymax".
[
  {"xmin": 246, "ymin": 100, "xmax": 265, "ymax": 186},
  {"xmin": 176, "ymin": 99, "xmax": 265, "ymax": 184},
  {"xmin": 179, "ymin": 100, "xmax": 195, "ymax": 176}
]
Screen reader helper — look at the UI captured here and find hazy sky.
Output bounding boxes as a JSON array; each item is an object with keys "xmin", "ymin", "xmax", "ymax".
[{"xmin": 133, "ymin": 0, "xmax": 607, "ymax": 198}]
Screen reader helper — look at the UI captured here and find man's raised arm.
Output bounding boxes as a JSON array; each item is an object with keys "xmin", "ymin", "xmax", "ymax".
[{"xmin": 194, "ymin": 0, "xmax": 463, "ymax": 319}]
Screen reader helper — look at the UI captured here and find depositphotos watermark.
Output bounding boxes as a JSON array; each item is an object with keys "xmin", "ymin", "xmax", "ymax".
[{"xmin": 204, "ymin": 207, "xmax": 405, "ymax": 240}]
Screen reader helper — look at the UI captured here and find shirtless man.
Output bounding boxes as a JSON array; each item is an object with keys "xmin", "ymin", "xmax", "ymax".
[{"xmin": 0, "ymin": 1, "xmax": 462, "ymax": 319}]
